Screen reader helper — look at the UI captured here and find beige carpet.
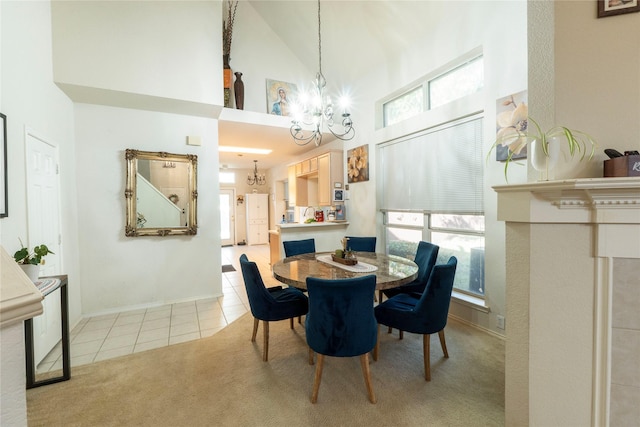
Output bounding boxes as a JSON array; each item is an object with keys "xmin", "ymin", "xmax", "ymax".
[{"xmin": 27, "ymin": 314, "xmax": 504, "ymax": 426}]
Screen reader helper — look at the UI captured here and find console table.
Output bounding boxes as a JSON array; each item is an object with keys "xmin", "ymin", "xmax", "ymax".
[{"xmin": 24, "ymin": 274, "xmax": 70, "ymax": 389}]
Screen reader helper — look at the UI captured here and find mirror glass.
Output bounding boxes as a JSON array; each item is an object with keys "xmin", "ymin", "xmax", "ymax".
[{"xmin": 125, "ymin": 149, "xmax": 197, "ymax": 236}]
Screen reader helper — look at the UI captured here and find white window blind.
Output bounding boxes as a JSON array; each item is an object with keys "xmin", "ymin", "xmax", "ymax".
[{"xmin": 379, "ymin": 116, "xmax": 484, "ymax": 214}]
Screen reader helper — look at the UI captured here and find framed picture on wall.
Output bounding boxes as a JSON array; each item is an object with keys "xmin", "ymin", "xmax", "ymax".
[
  {"xmin": 1, "ymin": 112, "xmax": 7, "ymax": 218},
  {"xmin": 598, "ymin": 0, "xmax": 640, "ymax": 17},
  {"xmin": 495, "ymin": 90, "xmax": 528, "ymax": 162},
  {"xmin": 347, "ymin": 144, "xmax": 369, "ymax": 183},
  {"xmin": 266, "ymin": 79, "xmax": 298, "ymax": 117}
]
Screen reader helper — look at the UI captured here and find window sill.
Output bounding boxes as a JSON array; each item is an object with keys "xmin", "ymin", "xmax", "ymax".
[{"xmin": 451, "ymin": 291, "xmax": 489, "ymax": 313}]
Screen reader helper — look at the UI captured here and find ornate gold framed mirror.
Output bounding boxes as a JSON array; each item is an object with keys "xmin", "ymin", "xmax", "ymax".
[{"xmin": 125, "ymin": 149, "xmax": 198, "ymax": 236}]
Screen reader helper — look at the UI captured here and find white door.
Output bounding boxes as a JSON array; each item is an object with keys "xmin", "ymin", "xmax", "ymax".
[
  {"xmin": 220, "ymin": 188, "xmax": 235, "ymax": 246},
  {"xmin": 25, "ymin": 129, "xmax": 63, "ymax": 366}
]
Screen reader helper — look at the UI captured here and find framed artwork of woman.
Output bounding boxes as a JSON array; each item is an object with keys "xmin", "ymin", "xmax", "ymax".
[{"xmin": 266, "ymin": 79, "xmax": 298, "ymax": 117}]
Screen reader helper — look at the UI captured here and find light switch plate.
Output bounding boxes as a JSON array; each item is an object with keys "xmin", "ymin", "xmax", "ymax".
[{"xmin": 187, "ymin": 136, "xmax": 201, "ymax": 146}]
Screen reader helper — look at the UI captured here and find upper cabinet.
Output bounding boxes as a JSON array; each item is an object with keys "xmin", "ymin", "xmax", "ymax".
[
  {"xmin": 288, "ymin": 151, "xmax": 343, "ymax": 207},
  {"xmin": 317, "ymin": 152, "xmax": 343, "ymax": 207},
  {"xmin": 296, "ymin": 157, "xmax": 318, "ymax": 176}
]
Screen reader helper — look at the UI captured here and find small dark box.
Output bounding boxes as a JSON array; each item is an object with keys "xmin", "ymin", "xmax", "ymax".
[{"xmin": 603, "ymin": 155, "xmax": 640, "ymax": 177}]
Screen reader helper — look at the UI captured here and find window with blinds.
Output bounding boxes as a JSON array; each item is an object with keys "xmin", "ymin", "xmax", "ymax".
[{"xmin": 379, "ymin": 115, "xmax": 484, "ymax": 214}]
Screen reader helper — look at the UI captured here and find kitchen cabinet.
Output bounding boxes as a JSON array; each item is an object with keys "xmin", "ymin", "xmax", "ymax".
[
  {"xmin": 287, "ymin": 165, "xmax": 297, "ymax": 206},
  {"xmin": 318, "ymin": 151, "xmax": 343, "ymax": 206},
  {"xmin": 269, "ymin": 230, "xmax": 280, "ymax": 265},
  {"xmin": 296, "ymin": 157, "xmax": 318, "ymax": 176},
  {"xmin": 289, "ymin": 164, "xmax": 309, "ymax": 207},
  {"xmin": 246, "ymin": 193, "xmax": 268, "ymax": 245},
  {"xmin": 288, "ymin": 151, "xmax": 343, "ymax": 208}
]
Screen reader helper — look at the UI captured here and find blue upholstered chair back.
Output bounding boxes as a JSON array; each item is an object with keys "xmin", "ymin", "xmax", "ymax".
[
  {"xmin": 413, "ymin": 256, "xmax": 458, "ymax": 334},
  {"xmin": 283, "ymin": 238, "xmax": 316, "ymax": 257},
  {"xmin": 239, "ymin": 254, "xmax": 279, "ymax": 320},
  {"xmin": 305, "ymin": 275, "xmax": 378, "ymax": 357},
  {"xmin": 414, "ymin": 241, "xmax": 440, "ymax": 286},
  {"xmin": 345, "ymin": 236, "xmax": 376, "ymax": 252}
]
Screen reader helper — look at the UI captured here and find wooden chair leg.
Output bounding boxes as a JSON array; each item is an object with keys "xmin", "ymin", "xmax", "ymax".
[
  {"xmin": 360, "ymin": 354, "xmax": 377, "ymax": 404},
  {"xmin": 311, "ymin": 354, "xmax": 325, "ymax": 403},
  {"xmin": 290, "ymin": 318, "xmax": 294, "ymax": 329},
  {"xmin": 263, "ymin": 321, "xmax": 269, "ymax": 362},
  {"xmin": 399, "ymin": 330, "xmax": 404, "ymax": 340},
  {"xmin": 438, "ymin": 329, "xmax": 449, "ymax": 358},
  {"xmin": 387, "ymin": 326, "xmax": 392, "ymax": 334},
  {"xmin": 373, "ymin": 324, "xmax": 380, "ymax": 361},
  {"xmin": 423, "ymin": 334, "xmax": 431, "ymax": 381},
  {"xmin": 251, "ymin": 318, "xmax": 259, "ymax": 342},
  {"xmin": 298, "ymin": 316, "xmax": 302, "ymax": 324},
  {"xmin": 378, "ymin": 290, "xmax": 383, "ymax": 303}
]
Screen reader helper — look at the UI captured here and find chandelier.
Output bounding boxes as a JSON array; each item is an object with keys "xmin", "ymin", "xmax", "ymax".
[
  {"xmin": 290, "ymin": 0, "xmax": 355, "ymax": 146},
  {"xmin": 247, "ymin": 160, "xmax": 266, "ymax": 186}
]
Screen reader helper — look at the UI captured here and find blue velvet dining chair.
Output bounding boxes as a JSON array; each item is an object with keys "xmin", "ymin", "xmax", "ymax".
[
  {"xmin": 239, "ymin": 254, "xmax": 309, "ymax": 361},
  {"xmin": 305, "ymin": 275, "xmax": 378, "ymax": 404},
  {"xmin": 283, "ymin": 238, "xmax": 316, "ymax": 257},
  {"xmin": 381, "ymin": 241, "xmax": 439, "ymax": 302},
  {"xmin": 345, "ymin": 236, "xmax": 376, "ymax": 252},
  {"xmin": 373, "ymin": 256, "xmax": 457, "ymax": 381}
]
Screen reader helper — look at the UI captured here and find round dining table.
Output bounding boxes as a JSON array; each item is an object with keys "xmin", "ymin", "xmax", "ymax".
[{"xmin": 272, "ymin": 251, "xmax": 419, "ymax": 292}]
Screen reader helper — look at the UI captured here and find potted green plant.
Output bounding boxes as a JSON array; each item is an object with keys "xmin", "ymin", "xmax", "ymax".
[
  {"xmin": 490, "ymin": 116, "xmax": 597, "ymax": 181},
  {"xmin": 13, "ymin": 239, "xmax": 54, "ymax": 282}
]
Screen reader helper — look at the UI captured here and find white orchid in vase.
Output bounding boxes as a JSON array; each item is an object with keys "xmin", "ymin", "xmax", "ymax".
[{"xmin": 490, "ymin": 97, "xmax": 597, "ymax": 181}]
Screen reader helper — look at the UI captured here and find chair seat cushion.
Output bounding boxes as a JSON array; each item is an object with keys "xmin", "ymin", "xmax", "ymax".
[
  {"xmin": 374, "ymin": 293, "xmax": 436, "ymax": 335},
  {"xmin": 257, "ymin": 288, "xmax": 308, "ymax": 322}
]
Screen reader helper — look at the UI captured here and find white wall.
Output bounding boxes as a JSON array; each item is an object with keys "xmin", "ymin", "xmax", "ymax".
[
  {"xmin": 0, "ymin": 0, "xmax": 81, "ymax": 322},
  {"xmin": 47, "ymin": 1, "xmax": 224, "ymax": 315},
  {"xmin": 75, "ymin": 104, "xmax": 220, "ymax": 314},
  {"xmin": 346, "ymin": 1, "xmax": 528, "ymax": 335},
  {"xmin": 51, "ymin": 0, "xmax": 220, "ymax": 106}
]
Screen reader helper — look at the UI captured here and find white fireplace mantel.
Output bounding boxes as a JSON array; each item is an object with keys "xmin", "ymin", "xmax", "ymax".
[
  {"xmin": 495, "ymin": 177, "xmax": 640, "ymax": 225},
  {"xmin": 494, "ymin": 177, "xmax": 640, "ymax": 427}
]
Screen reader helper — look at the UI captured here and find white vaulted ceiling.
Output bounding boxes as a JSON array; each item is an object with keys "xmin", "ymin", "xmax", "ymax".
[{"xmin": 219, "ymin": 1, "xmax": 443, "ymax": 170}]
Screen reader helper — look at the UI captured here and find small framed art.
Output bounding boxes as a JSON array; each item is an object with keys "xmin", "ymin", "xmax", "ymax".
[{"xmin": 598, "ymin": 0, "xmax": 640, "ymax": 17}]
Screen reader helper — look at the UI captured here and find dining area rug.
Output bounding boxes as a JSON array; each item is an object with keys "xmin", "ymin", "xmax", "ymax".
[{"xmin": 27, "ymin": 313, "xmax": 504, "ymax": 426}]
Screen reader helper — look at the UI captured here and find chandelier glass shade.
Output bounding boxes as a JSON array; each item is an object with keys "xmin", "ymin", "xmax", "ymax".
[
  {"xmin": 247, "ymin": 160, "xmax": 266, "ymax": 186},
  {"xmin": 290, "ymin": 0, "xmax": 355, "ymax": 147}
]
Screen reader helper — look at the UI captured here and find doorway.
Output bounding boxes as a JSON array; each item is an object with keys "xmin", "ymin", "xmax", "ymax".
[
  {"xmin": 220, "ymin": 188, "xmax": 235, "ymax": 246},
  {"xmin": 25, "ymin": 128, "xmax": 63, "ymax": 366}
]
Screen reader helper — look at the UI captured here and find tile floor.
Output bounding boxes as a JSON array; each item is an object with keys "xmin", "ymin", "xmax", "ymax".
[{"xmin": 36, "ymin": 244, "xmax": 275, "ymax": 374}]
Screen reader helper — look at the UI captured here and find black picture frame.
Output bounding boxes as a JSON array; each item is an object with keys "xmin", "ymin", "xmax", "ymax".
[
  {"xmin": 1, "ymin": 113, "xmax": 7, "ymax": 218},
  {"xmin": 598, "ymin": 0, "xmax": 640, "ymax": 17}
]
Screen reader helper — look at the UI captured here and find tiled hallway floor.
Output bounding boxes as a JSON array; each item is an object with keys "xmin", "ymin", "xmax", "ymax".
[{"xmin": 36, "ymin": 244, "xmax": 274, "ymax": 374}]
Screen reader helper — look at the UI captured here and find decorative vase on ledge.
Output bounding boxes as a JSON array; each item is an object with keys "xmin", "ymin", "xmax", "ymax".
[
  {"xmin": 234, "ymin": 72, "xmax": 244, "ymax": 110},
  {"xmin": 223, "ymin": 54, "xmax": 232, "ymax": 108},
  {"xmin": 530, "ymin": 137, "xmax": 560, "ymax": 181}
]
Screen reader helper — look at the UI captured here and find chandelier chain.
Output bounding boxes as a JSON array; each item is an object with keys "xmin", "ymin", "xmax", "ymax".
[
  {"xmin": 289, "ymin": 0, "xmax": 355, "ymax": 147},
  {"xmin": 317, "ymin": 0, "xmax": 322, "ymax": 77}
]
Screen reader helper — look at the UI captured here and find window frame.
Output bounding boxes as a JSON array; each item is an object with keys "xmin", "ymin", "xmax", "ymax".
[{"xmin": 377, "ymin": 47, "xmax": 484, "ymax": 130}]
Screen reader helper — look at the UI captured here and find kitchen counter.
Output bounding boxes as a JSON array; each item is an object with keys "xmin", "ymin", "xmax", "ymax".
[
  {"xmin": 272, "ymin": 221, "xmax": 350, "ymax": 263},
  {"xmin": 277, "ymin": 221, "xmax": 349, "ymax": 230}
]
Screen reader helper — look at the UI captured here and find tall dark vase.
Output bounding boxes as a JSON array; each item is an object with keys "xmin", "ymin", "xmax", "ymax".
[
  {"xmin": 234, "ymin": 72, "xmax": 244, "ymax": 110},
  {"xmin": 223, "ymin": 54, "xmax": 231, "ymax": 108}
]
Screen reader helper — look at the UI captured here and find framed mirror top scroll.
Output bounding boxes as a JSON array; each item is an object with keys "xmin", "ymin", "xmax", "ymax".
[{"xmin": 125, "ymin": 149, "xmax": 198, "ymax": 237}]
